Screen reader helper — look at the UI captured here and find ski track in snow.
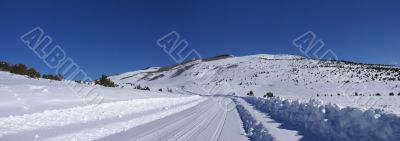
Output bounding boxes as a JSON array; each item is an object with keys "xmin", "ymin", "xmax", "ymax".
[
  {"xmin": 0, "ymin": 96, "xmax": 206, "ymax": 140},
  {"xmin": 43, "ymin": 97, "xmax": 208, "ymax": 141},
  {"xmin": 98, "ymin": 96, "xmax": 248, "ymax": 141}
]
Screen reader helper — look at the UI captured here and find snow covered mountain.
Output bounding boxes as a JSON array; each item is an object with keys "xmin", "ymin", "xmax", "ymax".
[
  {"xmin": 110, "ymin": 54, "xmax": 400, "ymax": 98},
  {"xmin": 1, "ymin": 54, "xmax": 400, "ymax": 141}
]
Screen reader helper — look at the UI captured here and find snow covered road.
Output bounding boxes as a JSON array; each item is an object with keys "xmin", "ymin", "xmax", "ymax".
[
  {"xmin": 0, "ymin": 96, "xmax": 248, "ymax": 141},
  {"xmin": 99, "ymin": 96, "xmax": 248, "ymax": 141},
  {"xmin": 0, "ymin": 96, "xmax": 205, "ymax": 140}
]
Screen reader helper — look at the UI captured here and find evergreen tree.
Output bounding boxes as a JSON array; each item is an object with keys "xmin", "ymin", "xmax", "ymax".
[
  {"xmin": 95, "ymin": 75, "xmax": 118, "ymax": 87},
  {"xmin": 247, "ymin": 90, "xmax": 254, "ymax": 96},
  {"xmin": 10, "ymin": 64, "xmax": 28, "ymax": 75},
  {"xmin": 26, "ymin": 68, "xmax": 41, "ymax": 78},
  {"xmin": 264, "ymin": 92, "xmax": 273, "ymax": 98},
  {"xmin": 0, "ymin": 61, "xmax": 11, "ymax": 71},
  {"xmin": 54, "ymin": 74, "xmax": 63, "ymax": 81},
  {"xmin": 42, "ymin": 74, "xmax": 63, "ymax": 81}
]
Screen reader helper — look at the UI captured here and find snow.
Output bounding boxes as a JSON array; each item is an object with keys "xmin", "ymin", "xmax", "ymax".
[
  {"xmin": 2, "ymin": 53, "xmax": 400, "ymax": 141},
  {"xmin": 103, "ymin": 96, "xmax": 248, "ymax": 141},
  {"xmin": 0, "ymin": 71, "xmax": 183, "ymax": 117},
  {"xmin": 236, "ymin": 98, "xmax": 301, "ymax": 141},
  {"xmin": 0, "ymin": 96, "xmax": 204, "ymax": 138},
  {"xmin": 109, "ymin": 54, "xmax": 400, "ymax": 115},
  {"xmin": 42, "ymin": 97, "xmax": 207, "ymax": 141},
  {"xmin": 244, "ymin": 96, "xmax": 400, "ymax": 141},
  {"xmin": 234, "ymin": 98, "xmax": 276, "ymax": 141},
  {"xmin": 0, "ymin": 71, "xmax": 248, "ymax": 141}
]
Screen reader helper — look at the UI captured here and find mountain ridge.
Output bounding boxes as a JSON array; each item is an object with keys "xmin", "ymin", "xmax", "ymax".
[{"xmin": 109, "ymin": 54, "xmax": 400, "ymax": 97}]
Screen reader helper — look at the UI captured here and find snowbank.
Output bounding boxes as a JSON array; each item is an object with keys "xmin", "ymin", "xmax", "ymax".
[
  {"xmin": 244, "ymin": 97, "xmax": 400, "ymax": 141},
  {"xmin": 234, "ymin": 99, "xmax": 275, "ymax": 141}
]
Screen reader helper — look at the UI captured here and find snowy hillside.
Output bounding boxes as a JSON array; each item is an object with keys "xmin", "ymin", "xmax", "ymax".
[
  {"xmin": 110, "ymin": 54, "xmax": 400, "ymax": 114},
  {"xmin": 1, "ymin": 54, "xmax": 400, "ymax": 141},
  {"xmin": 0, "ymin": 71, "xmax": 248, "ymax": 140}
]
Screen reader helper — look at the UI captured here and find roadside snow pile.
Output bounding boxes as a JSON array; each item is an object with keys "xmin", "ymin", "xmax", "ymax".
[
  {"xmin": 244, "ymin": 97, "xmax": 400, "ymax": 141},
  {"xmin": 234, "ymin": 99, "xmax": 275, "ymax": 141}
]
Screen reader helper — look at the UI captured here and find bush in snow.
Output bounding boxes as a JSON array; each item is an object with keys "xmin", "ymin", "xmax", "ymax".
[
  {"xmin": 134, "ymin": 85, "xmax": 150, "ymax": 91},
  {"xmin": 42, "ymin": 74, "xmax": 63, "ymax": 81},
  {"xmin": 389, "ymin": 92, "xmax": 394, "ymax": 96},
  {"xmin": 247, "ymin": 91, "xmax": 255, "ymax": 96},
  {"xmin": 243, "ymin": 97, "xmax": 400, "ymax": 141},
  {"xmin": 26, "ymin": 68, "xmax": 40, "ymax": 78},
  {"xmin": 0, "ymin": 61, "xmax": 11, "ymax": 71},
  {"xmin": 165, "ymin": 88, "xmax": 172, "ymax": 93},
  {"xmin": 143, "ymin": 86, "xmax": 150, "ymax": 91},
  {"xmin": 263, "ymin": 92, "xmax": 273, "ymax": 98},
  {"xmin": 95, "ymin": 75, "xmax": 118, "ymax": 87},
  {"xmin": 10, "ymin": 64, "xmax": 28, "ymax": 75}
]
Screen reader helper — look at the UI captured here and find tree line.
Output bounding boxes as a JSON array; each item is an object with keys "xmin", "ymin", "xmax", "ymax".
[{"xmin": 0, "ymin": 61, "xmax": 62, "ymax": 81}]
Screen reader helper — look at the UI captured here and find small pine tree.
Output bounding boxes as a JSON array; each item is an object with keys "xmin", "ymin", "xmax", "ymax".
[
  {"xmin": 376, "ymin": 93, "xmax": 381, "ymax": 96},
  {"xmin": 158, "ymin": 88, "xmax": 162, "ymax": 92},
  {"xmin": 26, "ymin": 68, "xmax": 40, "ymax": 78},
  {"xmin": 95, "ymin": 75, "xmax": 118, "ymax": 87},
  {"xmin": 389, "ymin": 92, "xmax": 394, "ymax": 96},
  {"xmin": 10, "ymin": 64, "xmax": 28, "ymax": 75},
  {"xmin": 42, "ymin": 74, "xmax": 63, "ymax": 81},
  {"xmin": 54, "ymin": 74, "xmax": 63, "ymax": 81},
  {"xmin": 264, "ymin": 92, "xmax": 273, "ymax": 98},
  {"xmin": 0, "ymin": 61, "xmax": 11, "ymax": 71},
  {"xmin": 247, "ymin": 91, "xmax": 254, "ymax": 96}
]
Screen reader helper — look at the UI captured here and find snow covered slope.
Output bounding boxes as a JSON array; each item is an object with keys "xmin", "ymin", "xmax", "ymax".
[
  {"xmin": 109, "ymin": 54, "xmax": 400, "ymax": 113},
  {"xmin": 1, "ymin": 54, "xmax": 400, "ymax": 141},
  {"xmin": 0, "ymin": 71, "xmax": 248, "ymax": 140},
  {"xmin": 0, "ymin": 71, "xmax": 185, "ymax": 117}
]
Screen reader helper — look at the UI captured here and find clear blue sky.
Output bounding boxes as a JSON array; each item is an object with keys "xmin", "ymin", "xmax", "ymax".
[{"xmin": 1, "ymin": 0, "xmax": 400, "ymax": 79}]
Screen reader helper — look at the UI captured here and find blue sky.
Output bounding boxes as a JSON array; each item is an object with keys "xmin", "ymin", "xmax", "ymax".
[{"xmin": 1, "ymin": 0, "xmax": 400, "ymax": 79}]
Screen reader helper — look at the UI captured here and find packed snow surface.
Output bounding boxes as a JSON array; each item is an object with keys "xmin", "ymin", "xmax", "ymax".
[
  {"xmin": 0, "ymin": 71, "xmax": 248, "ymax": 141},
  {"xmin": 2, "ymin": 54, "xmax": 400, "ymax": 141}
]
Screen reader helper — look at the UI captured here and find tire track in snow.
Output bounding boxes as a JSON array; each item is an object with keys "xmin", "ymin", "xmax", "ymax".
[
  {"xmin": 42, "ymin": 97, "xmax": 208, "ymax": 141},
  {"xmin": 211, "ymin": 109, "xmax": 227, "ymax": 141},
  {"xmin": 129, "ymin": 99, "xmax": 212, "ymax": 141},
  {"xmin": 168, "ymin": 103, "xmax": 220, "ymax": 141},
  {"xmin": 0, "ymin": 96, "xmax": 204, "ymax": 138},
  {"xmin": 100, "ymin": 96, "xmax": 247, "ymax": 141}
]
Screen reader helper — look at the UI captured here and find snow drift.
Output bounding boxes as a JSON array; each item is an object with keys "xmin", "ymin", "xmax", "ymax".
[
  {"xmin": 244, "ymin": 96, "xmax": 400, "ymax": 141},
  {"xmin": 234, "ymin": 98, "xmax": 275, "ymax": 141}
]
